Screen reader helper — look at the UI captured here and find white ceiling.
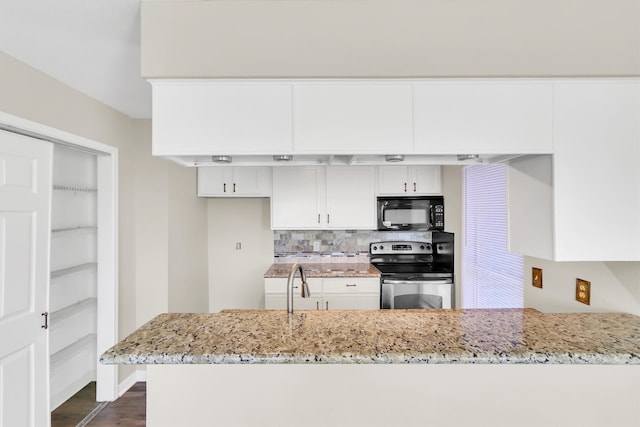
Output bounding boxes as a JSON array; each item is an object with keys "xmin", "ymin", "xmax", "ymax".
[{"xmin": 0, "ymin": 0, "xmax": 151, "ymax": 119}]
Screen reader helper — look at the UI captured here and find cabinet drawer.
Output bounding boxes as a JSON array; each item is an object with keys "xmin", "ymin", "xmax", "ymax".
[
  {"xmin": 264, "ymin": 277, "xmax": 322, "ymax": 294},
  {"xmin": 322, "ymin": 278, "xmax": 380, "ymax": 294}
]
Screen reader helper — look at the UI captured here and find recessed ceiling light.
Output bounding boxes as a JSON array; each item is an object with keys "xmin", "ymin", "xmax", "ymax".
[
  {"xmin": 457, "ymin": 154, "xmax": 480, "ymax": 161},
  {"xmin": 385, "ymin": 154, "xmax": 405, "ymax": 162},
  {"xmin": 211, "ymin": 155, "xmax": 232, "ymax": 163}
]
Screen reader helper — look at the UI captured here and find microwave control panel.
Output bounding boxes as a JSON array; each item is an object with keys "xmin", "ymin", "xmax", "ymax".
[{"xmin": 433, "ymin": 204, "xmax": 445, "ymax": 229}]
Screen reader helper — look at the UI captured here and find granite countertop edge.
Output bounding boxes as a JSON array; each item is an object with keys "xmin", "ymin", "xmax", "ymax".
[
  {"xmin": 99, "ymin": 309, "xmax": 640, "ymax": 367},
  {"xmin": 100, "ymin": 352, "xmax": 640, "ymax": 366}
]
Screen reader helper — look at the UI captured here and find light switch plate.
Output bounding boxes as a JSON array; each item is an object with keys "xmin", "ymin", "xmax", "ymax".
[
  {"xmin": 532, "ymin": 267, "xmax": 543, "ymax": 288},
  {"xmin": 576, "ymin": 278, "xmax": 591, "ymax": 305}
]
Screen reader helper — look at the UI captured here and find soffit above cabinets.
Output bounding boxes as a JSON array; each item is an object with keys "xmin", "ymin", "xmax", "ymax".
[{"xmin": 151, "ymin": 78, "xmax": 557, "ymax": 167}]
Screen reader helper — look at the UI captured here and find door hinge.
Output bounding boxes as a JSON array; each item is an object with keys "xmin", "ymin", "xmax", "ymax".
[{"xmin": 41, "ymin": 312, "xmax": 49, "ymax": 329}]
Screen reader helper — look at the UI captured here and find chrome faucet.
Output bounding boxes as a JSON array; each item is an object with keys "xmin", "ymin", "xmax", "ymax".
[{"xmin": 287, "ymin": 263, "xmax": 310, "ymax": 315}]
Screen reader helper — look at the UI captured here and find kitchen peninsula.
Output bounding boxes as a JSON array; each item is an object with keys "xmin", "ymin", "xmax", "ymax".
[{"xmin": 101, "ymin": 309, "xmax": 640, "ymax": 427}]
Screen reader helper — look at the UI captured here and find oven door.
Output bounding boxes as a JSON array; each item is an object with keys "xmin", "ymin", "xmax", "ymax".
[{"xmin": 381, "ymin": 279, "xmax": 453, "ymax": 309}]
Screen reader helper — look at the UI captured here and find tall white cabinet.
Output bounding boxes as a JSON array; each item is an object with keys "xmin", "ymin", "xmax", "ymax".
[{"xmin": 49, "ymin": 145, "xmax": 99, "ymax": 410}]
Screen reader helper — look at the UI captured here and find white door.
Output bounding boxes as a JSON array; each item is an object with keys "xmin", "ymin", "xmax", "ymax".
[{"xmin": 0, "ymin": 130, "xmax": 51, "ymax": 427}]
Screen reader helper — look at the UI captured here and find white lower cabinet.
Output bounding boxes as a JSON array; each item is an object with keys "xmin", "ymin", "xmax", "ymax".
[{"xmin": 264, "ymin": 277, "xmax": 380, "ymax": 310}]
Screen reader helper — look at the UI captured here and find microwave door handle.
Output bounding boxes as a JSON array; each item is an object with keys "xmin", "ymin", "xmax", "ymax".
[{"xmin": 429, "ymin": 205, "xmax": 435, "ymax": 229}]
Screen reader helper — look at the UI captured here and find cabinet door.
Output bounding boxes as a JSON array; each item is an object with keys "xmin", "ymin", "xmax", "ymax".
[
  {"xmin": 271, "ymin": 167, "xmax": 325, "ymax": 229},
  {"xmin": 264, "ymin": 278, "xmax": 323, "ymax": 310},
  {"xmin": 152, "ymin": 82, "xmax": 293, "ymax": 155},
  {"xmin": 197, "ymin": 167, "xmax": 233, "ymax": 196},
  {"xmin": 377, "ymin": 166, "xmax": 442, "ymax": 195},
  {"xmin": 552, "ymin": 81, "xmax": 640, "ymax": 261},
  {"xmin": 231, "ymin": 167, "xmax": 272, "ymax": 196},
  {"xmin": 413, "ymin": 81, "xmax": 553, "ymax": 154},
  {"xmin": 198, "ymin": 167, "xmax": 272, "ymax": 197},
  {"xmin": 323, "ymin": 295, "xmax": 380, "ymax": 310},
  {"xmin": 412, "ymin": 166, "xmax": 442, "ymax": 195},
  {"xmin": 377, "ymin": 166, "xmax": 410, "ymax": 195},
  {"xmin": 265, "ymin": 295, "xmax": 323, "ymax": 310},
  {"xmin": 294, "ymin": 84, "xmax": 413, "ymax": 153},
  {"xmin": 325, "ymin": 166, "xmax": 375, "ymax": 229},
  {"xmin": 323, "ymin": 278, "xmax": 380, "ymax": 310}
]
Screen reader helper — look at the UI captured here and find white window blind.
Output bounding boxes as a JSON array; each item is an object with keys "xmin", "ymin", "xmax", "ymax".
[{"xmin": 462, "ymin": 164, "xmax": 523, "ymax": 308}]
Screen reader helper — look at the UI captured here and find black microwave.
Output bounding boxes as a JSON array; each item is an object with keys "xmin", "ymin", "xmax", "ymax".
[{"xmin": 377, "ymin": 196, "xmax": 444, "ymax": 231}]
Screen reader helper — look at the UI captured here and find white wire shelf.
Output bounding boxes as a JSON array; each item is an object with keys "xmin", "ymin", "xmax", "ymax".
[{"xmin": 52, "ymin": 185, "xmax": 97, "ymax": 193}]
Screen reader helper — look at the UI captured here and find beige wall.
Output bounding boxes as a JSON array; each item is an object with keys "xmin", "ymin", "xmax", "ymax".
[
  {"xmin": 168, "ymin": 162, "xmax": 209, "ymax": 313},
  {"xmin": 442, "ymin": 166, "xmax": 463, "ymax": 308},
  {"xmin": 207, "ymin": 198, "xmax": 274, "ymax": 312},
  {"xmin": 0, "ymin": 51, "xmax": 209, "ymax": 383},
  {"xmin": 141, "ymin": 0, "xmax": 640, "ymax": 78},
  {"xmin": 523, "ymin": 258, "xmax": 640, "ymax": 315}
]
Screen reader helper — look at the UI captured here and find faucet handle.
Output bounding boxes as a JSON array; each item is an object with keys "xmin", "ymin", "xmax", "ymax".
[{"xmin": 301, "ymin": 280, "xmax": 311, "ymax": 298}]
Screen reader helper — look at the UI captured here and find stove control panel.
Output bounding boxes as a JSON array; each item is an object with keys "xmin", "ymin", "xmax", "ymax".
[{"xmin": 370, "ymin": 241, "xmax": 433, "ymax": 255}]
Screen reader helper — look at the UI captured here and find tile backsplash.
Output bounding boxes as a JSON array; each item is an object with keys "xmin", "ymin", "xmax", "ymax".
[{"xmin": 274, "ymin": 230, "xmax": 433, "ymax": 255}]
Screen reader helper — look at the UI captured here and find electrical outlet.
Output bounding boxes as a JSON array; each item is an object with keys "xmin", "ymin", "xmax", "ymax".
[
  {"xmin": 532, "ymin": 267, "xmax": 543, "ymax": 288},
  {"xmin": 313, "ymin": 241, "xmax": 321, "ymax": 252},
  {"xmin": 576, "ymin": 278, "xmax": 591, "ymax": 305}
]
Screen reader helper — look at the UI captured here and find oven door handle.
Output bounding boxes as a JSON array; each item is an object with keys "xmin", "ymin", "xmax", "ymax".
[{"xmin": 383, "ymin": 279, "xmax": 453, "ymax": 285}]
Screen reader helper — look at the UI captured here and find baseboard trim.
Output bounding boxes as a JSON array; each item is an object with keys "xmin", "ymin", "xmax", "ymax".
[{"xmin": 118, "ymin": 368, "xmax": 146, "ymax": 397}]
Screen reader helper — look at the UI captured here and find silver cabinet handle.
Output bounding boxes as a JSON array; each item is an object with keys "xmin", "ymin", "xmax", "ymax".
[
  {"xmin": 327, "ymin": 213, "xmax": 330, "ymax": 224},
  {"xmin": 346, "ymin": 284, "xmax": 357, "ymax": 287},
  {"xmin": 316, "ymin": 301, "xmax": 319, "ymax": 310},
  {"xmin": 404, "ymin": 182, "xmax": 407, "ymax": 192},
  {"xmin": 318, "ymin": 214, "xmax": 321, "ymax": 224},
  {"xmin": 325, "ymin": 301, "xmax": 329, "ymax": 310},
  {"xmin": 413, "ymin": 182, "xmax": 417, "ymax": 192},
  {"xmin": 41, "ymin": 312, "xmax": 48, "ymax": 329},
  {"xmin": 223, "ymin": 183, "xmax": 227, "ymax": 193},
  {"xmin": 233, "ymin": 183, "xmax": 236, "ymax": 193}
]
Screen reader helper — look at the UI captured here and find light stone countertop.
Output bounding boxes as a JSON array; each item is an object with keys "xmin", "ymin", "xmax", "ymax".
[
  {"xmin": 264, "ymin": 262, "xmax": 380, "ymax": 278},
  {"xmin": 100, "ymin": 309, "xmax": 640, "ymax": 365}
]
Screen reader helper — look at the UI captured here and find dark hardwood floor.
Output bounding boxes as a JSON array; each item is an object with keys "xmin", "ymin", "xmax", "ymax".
[
  {"xmin": 51, "ymin": 382, "xmax": 146, "ymax": 427},
  {"xmin": 51, "ymin": 382, "xmax": 102, "ymax": 427}
]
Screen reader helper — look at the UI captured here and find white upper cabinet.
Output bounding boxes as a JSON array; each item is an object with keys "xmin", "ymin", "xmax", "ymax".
[
  {"xmin": 552, "ymin": 80, "xmax": 640, "ymax": 261},
  {"xmin": 271, "ymin": 166, "xmax": 326, "ymax": 229},
  {"xmin": 377, "ymin": 166, "xmax": 442, "ymax": 195},
  {"xmin": 293, "ymin": 83, "xmax": 413, "ymax": 153},
  {"xmin": 197, "ymin": 167, "xmax": 272, "ymax": 197},
  {"xmin": 325, "ymin": 166, "xmax": 376, "ymax": 229},
  {"xmin": 508, "ymin": 80, "xmax": 640, "ymax": 261},
  {"xmin": 271, "ymin": 166, "xmax": 376, "ymax": 230},
  {"xmin": 413, "ymin": 81, "xmax": 554, "ymax": 154},
  {"xmin": 152, "ymin": 81, "xmax": 293, "ymax": 155}
]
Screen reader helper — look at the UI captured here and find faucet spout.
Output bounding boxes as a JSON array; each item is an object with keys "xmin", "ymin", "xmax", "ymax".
[{"xmin": 287, "ymin": 263, "xmax": 310, "ymax": 315}]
